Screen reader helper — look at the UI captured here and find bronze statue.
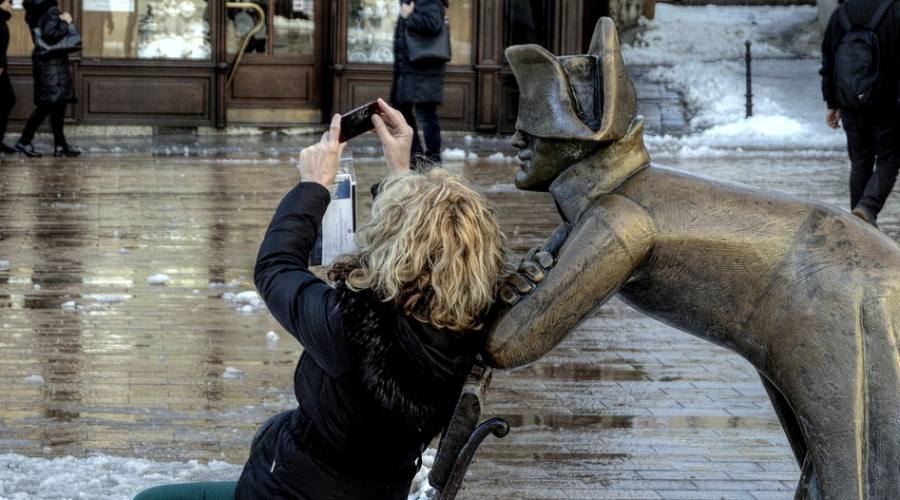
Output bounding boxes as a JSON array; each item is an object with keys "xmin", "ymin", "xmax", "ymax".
[{"xmin": 487, "ymin": 17, "xmax": 900, "ymax": 500}]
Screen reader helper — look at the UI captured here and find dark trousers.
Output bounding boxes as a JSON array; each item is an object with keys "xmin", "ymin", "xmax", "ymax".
[
  {"xmin": 0, "ymin": 73, "xmax": 15, "ymax": 144},
  {"xmin": 19, "ymin": 102, "xmax": 67, "ymax": 146},
  {"xmin": 842, "ymin": 108, "xmax": 900, "ymax": 219},
  {"xmin": 395, "ymin": 102, "xmax": 441, "ymax": 166}
]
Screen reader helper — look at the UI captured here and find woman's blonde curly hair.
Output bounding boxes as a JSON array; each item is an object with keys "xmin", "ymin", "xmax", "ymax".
[{"xmin": 329, "ymin": 167, "xmax": 507, "ymax": 331}]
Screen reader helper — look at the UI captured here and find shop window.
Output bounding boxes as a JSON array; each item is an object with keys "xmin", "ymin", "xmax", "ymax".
[
  {"xmin": 81, "ymin": 0, "xmax": 211, "ymax": 59},
  {"xmin": 504, "ymin": 0, "xmax": 551, "ymax": 49},
  {"xmin": 347, "ymin": 0, "xmax": 472, "ymax": 66},
  {"xmin": 6, "ymin": 1, "xmax": 32, "ymax": 57},
  {"xmin": 226, "ymin": 0, "xmax": 314, "ymax": 56}
]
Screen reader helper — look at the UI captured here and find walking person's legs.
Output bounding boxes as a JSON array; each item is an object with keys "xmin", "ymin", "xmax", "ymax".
[
  {"xmin": 841, "ymin": 110, "xmax": 877, "ymax": 221},
  {"xmin": 415, "ymin": 102, "xmax": 441, "ymax": 164},
  {"xmin": 857, "ymin": 115, "xmax": 900, "ymax": 218},
  {"xmin": 0, "ymin": 74, "xmax": 16, "ymax": 152},
  {"xmin": 16, "ymin": 103, "xmax": 52, "ymax": 157},
  {"xmin": 50, "ymin": 103, "xmax": 79, "ymax": 157}
]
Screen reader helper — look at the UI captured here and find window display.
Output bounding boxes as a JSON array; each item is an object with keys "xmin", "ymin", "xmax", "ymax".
[
  {"xmin": 226, "ymin": 0, "xmax": 315, "ymax": 57},
  {"xmin": 82, "ymin": 0, "xmax": 211, "ymax": 60},
  {"xmin": 347, "ymin": 0, "xmax": 472, "ymax": 65}
]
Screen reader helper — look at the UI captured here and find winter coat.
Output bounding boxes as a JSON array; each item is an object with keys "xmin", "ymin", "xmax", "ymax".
[
  {"xmin": 820, "ymin": 0, "xmax": 900, "ymax": 110},
  {"xmin": 0, "ymin": 9, "xmax": 10, "ymax": 73},
  {"xmin": 390, "ymin": 0, "xmax": 448, "ymax": 105},
  {"xmin": 235, "ymin": 182, "xmax": 481, "ymax": 499},
  {"xmin": 24, "ymin": 0, "xmax": 75, "ymax": 106},
  {"xmin": 0, "ymin": 10, "xmax": 14, "ymax": 114}
]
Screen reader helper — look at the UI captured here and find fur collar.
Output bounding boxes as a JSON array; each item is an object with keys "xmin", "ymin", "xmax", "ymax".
[{"xmin": 337, "ymin": 285, "xmax": 470, "ymax": 430}]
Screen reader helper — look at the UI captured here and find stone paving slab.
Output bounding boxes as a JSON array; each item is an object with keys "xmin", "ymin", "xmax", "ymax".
[{"xmin": 0, "ymin": 148, "xmax": 892, "ymax": 498}]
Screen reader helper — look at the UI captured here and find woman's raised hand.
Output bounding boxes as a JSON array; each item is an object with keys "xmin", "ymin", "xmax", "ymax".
[
  {"xmin": 59, "ymin": 12, "xmax": 74, "ymax": 24},
  {"xmin": 371, "ymin": 98, "xmax": 413, "ymax": 174},
  {"xmin": 297, "ymin": 114, "xmax": 347, "ymax": 188}
]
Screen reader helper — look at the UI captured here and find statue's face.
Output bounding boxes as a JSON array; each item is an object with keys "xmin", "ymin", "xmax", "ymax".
[{"xmin": 511, "ymin": 131, "xmax": 600, "ymax": 191}]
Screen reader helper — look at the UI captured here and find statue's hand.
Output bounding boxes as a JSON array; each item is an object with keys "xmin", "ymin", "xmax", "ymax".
[{"xmin": 498, "ymin": 247, "xmax": 556, "ymax": 305}]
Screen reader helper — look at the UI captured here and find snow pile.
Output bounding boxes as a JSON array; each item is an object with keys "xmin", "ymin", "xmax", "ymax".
[
  {"xmin": 222, "ymin": 367, "xmax": 245, "ymax": 379},
  {"xmin": 441, "ymin": 148, "xmax": 467, "ymax": 161},
  {"xmin": 266, "ymin": 331, "xmax": 280, "ymax": 345},
  {"xmin": 146, "ymin": 274, "xmax": 170, "ymax": 285},
  {"xmin": 623, "ymin": 4, "xmax": 846, "ymax": 154},
  {"xmin": 222, "ymin": 291, "xmax": 267, "ymax": 314},
  {"xmin": 0, "ymin": 454, "xmax": 240, "ymax": 500},
  {"xmin": 407, "ymin": 448, "xmax": 436, "ymax": 500},
  {"xmin": 0, "ymin": 259, "xmax": 9, "ymax": 272},
  {"xmin": 23, "ymin": 375, "xmax": 44, "ymax": 385}
]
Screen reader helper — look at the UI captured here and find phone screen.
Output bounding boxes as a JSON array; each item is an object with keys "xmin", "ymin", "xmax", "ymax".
[{"xmin": 339, "ymin": 101, "xmax": 380, "ymax": 143}]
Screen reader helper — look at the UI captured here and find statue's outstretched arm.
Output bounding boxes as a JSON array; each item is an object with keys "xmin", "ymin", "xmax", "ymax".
[{"xmin": 486, "ymin": 195, "xmax": 655, "ymax": 368}]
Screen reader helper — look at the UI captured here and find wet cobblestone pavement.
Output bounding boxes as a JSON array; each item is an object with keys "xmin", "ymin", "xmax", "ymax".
[{"xmin": 0, "ymin": 141, "xmax": 888, "ymax": 499}]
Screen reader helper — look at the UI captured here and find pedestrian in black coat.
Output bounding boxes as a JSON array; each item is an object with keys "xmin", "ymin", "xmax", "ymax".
[
  {"xmin": 820, "ymin": 0, "xmax": 900, "ymax": 225},
  {"xmin": 391, "ymin": 0, "xmax": 449, "ymax": 166},
  {"xmin": 132, "ymin": 101, "xmax": 508, "ymax": 500},
  {"xmin": 0, "ymin": 0, "xmax": 16, "ymax": 153},
  {"xmin": 15, "ymin": 0, "xmax": 78, "ymax": 158}
]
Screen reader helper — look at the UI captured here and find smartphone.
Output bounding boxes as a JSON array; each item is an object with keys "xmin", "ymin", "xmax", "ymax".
[{"xmin": 339, "ymin": 101, "xmax": 380, "ymax": 143}]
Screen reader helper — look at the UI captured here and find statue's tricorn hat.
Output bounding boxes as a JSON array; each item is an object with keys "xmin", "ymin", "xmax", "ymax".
[{"xmin": 505, "ymin": 17, "xmax": 637, "ymax": 142}]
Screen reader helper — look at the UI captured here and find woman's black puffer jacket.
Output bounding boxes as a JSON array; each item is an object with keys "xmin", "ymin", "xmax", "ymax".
[
  {"xmin": 24, "ymin": 0, "xmax": 75, "ymax": 105},
  {"xmin": 235, "ymin": 182, "xmax": 480, "ymax": 500}
]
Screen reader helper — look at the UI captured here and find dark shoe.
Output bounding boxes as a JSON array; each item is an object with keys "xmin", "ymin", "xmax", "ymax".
[
  {"xmin": 15, "ymin": 142, "xmax": 41, "ymax": 157},
  {"xmin": 852, "ymin": 206, "xmax": 878, "ymax": 228},
  {"xmin": 0, "ymin": 143, "xmax": 15, "ymax": 154},
  {"xmin": 54, "ymin": 144, "xmax": 81, "ymax": 157}
]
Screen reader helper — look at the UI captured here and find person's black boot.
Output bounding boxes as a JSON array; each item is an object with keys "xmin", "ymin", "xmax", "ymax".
[
  {"xmin": 0, "ymin": 143, "xmax": 15, "ymax": 154},
  {"xmin": 54, "ymin": 144, "xmax": 81, "ymax": 157},
  {"xmin": 15, "ymin": 142, "xmax": 42, "ymax": 157}
]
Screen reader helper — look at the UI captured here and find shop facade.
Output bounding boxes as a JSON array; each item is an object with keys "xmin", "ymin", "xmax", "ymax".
[{"xmin": 4, "ymin": 0, "xmax": 640, "ymax": 133}]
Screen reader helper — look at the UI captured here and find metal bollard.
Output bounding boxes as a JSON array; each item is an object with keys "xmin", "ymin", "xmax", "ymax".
[{"xmin": 745, "ymin": 40, "xmax": 753, "ymax": 118}]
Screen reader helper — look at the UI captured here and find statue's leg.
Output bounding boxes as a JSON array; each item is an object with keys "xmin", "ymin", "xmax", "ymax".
[{"xmin": 759, "ymin": 372, "xmax": 807, "ymax": 466}]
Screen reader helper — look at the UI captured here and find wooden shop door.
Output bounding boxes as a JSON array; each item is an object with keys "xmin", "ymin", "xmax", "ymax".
[{"xmin": 225, "ymin": 0, "xmax": 325, "ymax": 125}]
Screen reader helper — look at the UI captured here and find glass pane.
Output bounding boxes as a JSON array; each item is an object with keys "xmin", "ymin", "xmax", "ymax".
[
  {"xmin": 347, "ymin": 0, "xmax": 398, "ymax": 64},
  {"xmin": 226, "ymin": 0, "xmax": 268, "ymax": 56},
  {"xmin": 273, "ymin": 0, "xmax": 315, "ymax": 55},
  {"xmin": 448, "ymin": 0, "xmax": 472, "ymax": 65},
  {"xmin": 504, "ymin": 0, "xmax": 551, "ymax": 49},
  {"xmin": 7, "ymin": 1, "xmax": 32, "ymax": 57},
  {"xmin": 81, "ymin": 0, "xmax": 211, "ymax": 60}
]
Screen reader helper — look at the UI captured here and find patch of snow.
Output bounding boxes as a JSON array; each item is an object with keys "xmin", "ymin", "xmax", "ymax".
[
  {"xmin": 89, "ymin": 294, "xmax": 132, "ymax": 304},
  {"xmin": 485, "ymin": 152, "xmax": 516, "ymax": 163},
  {"xmin": 24, "ymin": 375, "xmax": 44, "ymax": 385},
  {"xmin": 222, "ymin": 367, "xmax": 245, "ymax": 379},
  {"xmin": 0, "ymin": 453, "xmax": 240, "ymax": 500},
  {"xmin": 0, "ymin": 259, "xmax": 9, "ymax": 271},
  {"xmin": 223, "ymin": 290, "xmax": 266, "ymax": 314},
  {"xmin": 407, "ymin": 448, "xmax": 436, "ymax": 500},
  {"xmin": 61, "ymin": 301, "xmax": 76, "ymax": 310},
  {"xmin": 266, "ymin": 331, "xmax": 280, "ymax": 345},
  {"xmin": 147, "ymin": 274, "xmax": 170, "ymax": 285},
  {"xmin": 622, "ymin": 5, "xmax": 846, "ymax": 153},
  {"xmin": 441, "ymin": 148, "xmax": 467, "ymax": 161}
]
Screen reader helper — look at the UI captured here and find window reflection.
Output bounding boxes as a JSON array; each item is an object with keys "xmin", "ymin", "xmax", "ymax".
[
  {"xmin": 273, "ymin": 0, "xmax": 315, "ymax": 55},
  {"xmin": 505, "ymin": 0, "xmax": 551, "ymax": 49},
  {"xmin": 347, "ymin": 0, "xmax": 398, "ymax": 64},
  {"xmin": 347, "ymin": 0, "xmax": 471, "ymax": 65},
  {"xmin": 227, "ymin": 0, "xmax": 268, "ymax": 55},
  {"xmin": 79, "ymin": 0, "xmax": 211, "ymax": 60}
]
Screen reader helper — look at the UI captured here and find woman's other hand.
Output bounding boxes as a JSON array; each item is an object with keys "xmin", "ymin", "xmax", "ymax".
[
  {"xmin": 59, "ymin": 12, "xmax": 74, "ymax": 24},
  {"xmin": 372, "ymin": 98, "xmax": 413, "ymax": 173},
  {"xmin": 400, "ymin": 1, "xmax": 415, "ymax": 18},
  {"xmin": 297, "ymin": 114, "xmax": 346, "ymax": 188}
]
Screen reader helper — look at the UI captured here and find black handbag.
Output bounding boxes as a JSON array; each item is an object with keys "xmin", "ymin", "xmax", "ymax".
[
  {"xmin": 405, "ymin": 5, "xmax": 451, "ymax": 66},
  {"xmin": 33, "ymin": 23, "xmax": 83, "ymax": 57}
]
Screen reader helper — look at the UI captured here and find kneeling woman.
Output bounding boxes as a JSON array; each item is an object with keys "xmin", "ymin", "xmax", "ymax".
[{"xmin": 135, "ymin": 100, "xmax": 507, "ymax": 500}]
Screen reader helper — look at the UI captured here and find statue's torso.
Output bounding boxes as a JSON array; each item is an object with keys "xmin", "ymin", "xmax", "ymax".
[{"xmin": 589, "ymin": 165, "xmax": 900, "ymax": 366}]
